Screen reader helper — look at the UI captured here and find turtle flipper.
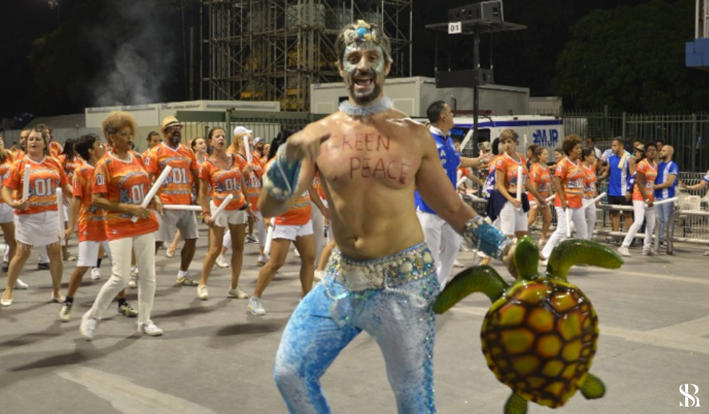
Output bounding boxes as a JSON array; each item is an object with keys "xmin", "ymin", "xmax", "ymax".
[
  {"xmin": 504, "ymin": 392, "xmax": 528, "ymax": 414},
  {"xmin": 547, "ymin": 239, "xmax": 623, "ymax": 282},
  {"xmin": 432, "ymin": 266, "xmax": 508, "ymax": 314},
  {"xmin": 579, "ymin": 373, "xmax": 606, "ymax": 399},
  {"xmin": 513, "ymin": 236, "xmax": 539, "ymax": 280}
]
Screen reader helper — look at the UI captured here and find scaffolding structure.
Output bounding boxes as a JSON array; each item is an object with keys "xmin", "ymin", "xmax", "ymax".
[{"xmin": 200, "ymin": 0, "xmax": 412, "ymax": 111}]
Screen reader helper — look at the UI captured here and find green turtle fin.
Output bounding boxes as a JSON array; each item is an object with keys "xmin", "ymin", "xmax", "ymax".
[
  {"xmin": 513, "ymin": 236, "xmax": 539, "ymax": 280},
  {"xmin": 579, "ymin": 373, "xmax": 606, "ymax": 399},
  {"xmin": 547, "ymin": 239, "xmax": 624, "ymax": 282},
  {"xmin": 504, "ymin": 392, "xmax": 528, "ymax": 414},
  {"xmin": 432, "ymin": 266, "xmax": 508, "ymax": 314}
]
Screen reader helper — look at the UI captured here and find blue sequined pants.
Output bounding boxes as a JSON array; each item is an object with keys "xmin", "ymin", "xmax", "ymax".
[{"xmin": 274, "ymin": 259, "xmax": 439, "ymax": 414}]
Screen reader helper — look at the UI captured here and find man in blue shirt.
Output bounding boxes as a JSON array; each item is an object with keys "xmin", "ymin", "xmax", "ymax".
[
  {"xmin": 414, "ymin": 101, "xmax": 488, "ymax": 286},
  {"xmin": 600, "ymin": 137, "xmax": 632, "ymax": 242},
  {"xmin": 654, "ymin": 145, "xmax": 679, "ymax": 245}
]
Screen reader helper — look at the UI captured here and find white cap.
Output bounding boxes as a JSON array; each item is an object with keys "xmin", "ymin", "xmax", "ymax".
[{"xmin": 233, "ymin": 126, "xmax": 252, "ymax": 136}]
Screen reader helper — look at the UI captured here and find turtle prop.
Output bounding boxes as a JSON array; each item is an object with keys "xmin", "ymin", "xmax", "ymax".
[{"xmin": 434, "ymin": 236, "xmax": 623, "ymax": 414}]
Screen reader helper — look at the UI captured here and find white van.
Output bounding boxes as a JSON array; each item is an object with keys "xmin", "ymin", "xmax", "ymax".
[{"xmin": 449, "ymin": 115, "xmax": 564, "ymax": 156}]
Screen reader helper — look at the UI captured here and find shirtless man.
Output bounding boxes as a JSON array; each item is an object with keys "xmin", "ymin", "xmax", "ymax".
[{"xmin": 259, "ymin": 21, "xmax": 514, "ymax": 413}]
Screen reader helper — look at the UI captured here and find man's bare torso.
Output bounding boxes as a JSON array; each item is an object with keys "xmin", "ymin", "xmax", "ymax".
[{"xmin": 313, "ymin": 109, "xmax": 428, "ymax": 260}]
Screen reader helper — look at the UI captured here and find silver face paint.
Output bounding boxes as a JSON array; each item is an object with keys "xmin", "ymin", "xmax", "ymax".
[{"xmin": 342, "ymin": 43, "xmax": 386, "ymax": 76}]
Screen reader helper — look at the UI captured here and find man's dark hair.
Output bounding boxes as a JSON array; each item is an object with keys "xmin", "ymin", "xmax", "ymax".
[
  {"xmin": 147, "ymin": 131, "xmax": 160, "ymax": 141},
  {"xmin": 268, "ymin": 129, "xmax": 294, "ymax": 161},
  {"xmin": 645, "ymin": 141, "xmax": 657, "ymax": 151},
  {"xmin": 426, "ymin": 101, "xmax": 447, "ymax": 124},
  {"xmin": 586, "ymin": 136, "xmax": 596, "ymax": 144},
  {"xmin": 75, "ymin": 133, "xmax": 99, "ymax": 161},
  {"xmin": 612, "ymin": 136, "xmax": 624, "ymax": 146}
]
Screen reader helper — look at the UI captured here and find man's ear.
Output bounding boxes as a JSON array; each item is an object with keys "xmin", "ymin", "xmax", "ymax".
[
  {"xmin": 337, "ymin": 61, "xmax": 345, "ymax": 78},
  {"xmin": 384, "ymin": 60, "xmax": 391, "ymax": 77}
]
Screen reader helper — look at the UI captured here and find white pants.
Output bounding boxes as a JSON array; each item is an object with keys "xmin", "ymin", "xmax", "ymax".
[
  {"xmin": 311, "ymin": 205, "xmax": 325, "ymax": 266},
  {"xmin": 87, "ymin": 232, "xmax": 156, "ymax": 324},
  {"xmin": 417, "ymin": 211, "xmax": 462, "ymax": 286},
  {"xmin": 622, "ymin": 200, "xmax": 656, "ymax": 250},
  {"xmin": 542, "ymin": 207, "xmax": 587, "ymax": 259},
  {"xmin": 582, "ymin": 198, "xmax": 597, "ymax": 240},
  {"xmin": 254, "ymin": 211, "xmax": 266, "ymax": 248},
  {"xmin": 498, "ymin": 201, "xmax": 528, "ymax": 235}
]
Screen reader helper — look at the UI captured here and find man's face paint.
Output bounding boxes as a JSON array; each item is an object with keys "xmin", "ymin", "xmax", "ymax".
[{"xmin": 342, "ymin": 43, "xmax": 387, "ymax": 105}]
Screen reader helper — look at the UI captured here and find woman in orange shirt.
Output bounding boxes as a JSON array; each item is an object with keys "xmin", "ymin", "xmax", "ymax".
[
  {"xmin": 249, "ymin": 130, "xmax": 323, "ymax": 316},
  {"xmin": 581, "ymin": 147, "xmax": 598, "ymax": 240},
  {"xmin": 58, "ymin": 139, "xmax": 81, "ymax": 262},
  {"xmin": 196, "ymin": 126, "xmax": 254, "ymax": 300},
  {"xmin": 0, "ymin": 141, "xmax": 28, "ymax": 289},
  {"xmin": 1, "ymin": 127, "xmax": 71, "ymax": 306},
  {"xmin": 527, "ymin": 146, "xmax": 553, "ymax": 245},
  {"xmin": 619, "ymin": 142, "xmax": 658, "ymax": 257},
  {"xmin": 79, "ymin": 111, "xmax": 163, "ymax": 340},
  {"xmin": 494, "ymin": 129, "xmax": 546, "ymax": 239},
  {"xmin": 541, "ymin": 135, "xmax": 587, "ymax": 260}
]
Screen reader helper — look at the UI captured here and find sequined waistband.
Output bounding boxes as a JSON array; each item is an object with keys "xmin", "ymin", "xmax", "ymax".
[{"xmin": 327, "ymin": 243, "xmax": 436, "ymax": 291}]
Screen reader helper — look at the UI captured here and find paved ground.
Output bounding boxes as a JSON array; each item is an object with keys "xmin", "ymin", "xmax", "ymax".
[{"xmin": 2, "ymin": 227, "xmax": 709, "ymax": 414}]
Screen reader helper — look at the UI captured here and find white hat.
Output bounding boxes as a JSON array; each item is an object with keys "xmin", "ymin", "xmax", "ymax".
[{"xmin": 233, "ymin": 126, "xmax": 252, "ymax": 136}]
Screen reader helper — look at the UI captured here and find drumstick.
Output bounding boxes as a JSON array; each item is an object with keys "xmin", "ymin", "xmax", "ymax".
[
  {"xmin": 163, "ymin": 205, "xmax": 202, "ymax": 211},
  {"xmin": 57, "ymin": 188, "xmax": 65, "ymax": 241},
  {"xmin": 244, "ymin": 136, "xmax": 252, "ymax": 164},
  {"xmin": 210, "ymin": 194, "xmax": 234, "ymax": 223},
  {"xmin": 131, "ymin": 165, "xmax": 172, "ymax": 223},
  {"xmin": 22, "ymin": 164, "xmax": 31, "ymax": 202},
  {"xmin": 264, "ymin": 218, "xmax": 275, "ymax": 254}
]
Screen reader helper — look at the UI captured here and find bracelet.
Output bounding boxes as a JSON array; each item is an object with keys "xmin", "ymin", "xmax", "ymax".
[
  {"xmin": 262, "ymin": 143, "xmax": 303, "ymax": 201},
  {"xmin": 463, "ymin": 215, "xmax": 512, "ymax": 260}
]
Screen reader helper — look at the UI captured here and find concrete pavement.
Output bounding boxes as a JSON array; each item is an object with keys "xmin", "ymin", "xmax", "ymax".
[{"xmin": 1, "ymin": 228, "xmax": 709, "ymax": 414}]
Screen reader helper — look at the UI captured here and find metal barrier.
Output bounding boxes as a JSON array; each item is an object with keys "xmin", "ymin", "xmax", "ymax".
[{"xmin": 174, "ymin": 110, "xmax": 327, "ymax": 144}]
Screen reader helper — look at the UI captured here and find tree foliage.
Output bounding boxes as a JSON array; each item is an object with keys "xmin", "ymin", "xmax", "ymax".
[{"xmin": 552, "ymin": 0, "xmax": 709, "ymax": 112}]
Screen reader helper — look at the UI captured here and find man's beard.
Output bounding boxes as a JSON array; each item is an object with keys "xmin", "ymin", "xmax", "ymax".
[{"xmin": 347, "ymin": 68, "xmax": 381, "ymax": 106}]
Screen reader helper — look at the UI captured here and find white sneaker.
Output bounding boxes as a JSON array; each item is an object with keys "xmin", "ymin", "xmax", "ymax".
[
  {"xmin": 454, "ymin": 260, "xmax": 464, "ymax": 268},
  {"xmin": 128, "ymin": 274, "xmax": 138, "ymax": 289},
  {"xmin": 642, "ymin": 249, "xmax": 657, "ymax": 256},
  {"xmin": 197, "ymin": 285, "xmax": 209, "ymax": 300},
  {"xmin": 14, "ymin": 279, "xmax": 29, "ymax": 290},
  {"xmin": 80, "ymin": 312, "xmax": 98, "ymax": 341},
  {"xmin": 90, "ymin": 268, "xmax": 101, "ymax": 280},
  {"xmin": 257, "ymin": 255, "xmax": 268, "ymax": 266},
  {"xmin": 248, "ymin": 297, "xmax": 266, "ymax": 315},
  {"xmin": 175, "ymin": 273, "xmax": 199, "ymax": 286},
  {"xmin": 138, "ymin": 320, "xmax": 163, "ymax": 336},
  {"xmin": 294, "ymin": 248, "xmax": 301, "ymax": 257},
  {"xmin": 228, "ymin": 287, "xmax": 249, "ymax": 299},
  {"xmin": 618, "ymin": 246, "xmax": 631, "ymax": 257},
  {"xmin": 51, "ymin": 293, "xmax": 65, "ymax": 303},
  {"xmin": 215, "ymin": 255, "xmax": 230, "ymax": 268},
  {"xmin": 59, "ymin": 302, "xmax": 72, "ymax": 322}
]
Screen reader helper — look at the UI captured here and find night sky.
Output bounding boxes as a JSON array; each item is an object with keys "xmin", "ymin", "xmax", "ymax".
[{"xmin": 0, "ymin": 0, "xmax": 654, "ymax": 119}]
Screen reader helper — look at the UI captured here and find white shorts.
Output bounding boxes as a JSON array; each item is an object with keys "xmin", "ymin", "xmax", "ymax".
[
  {"xmin": 0, "ymin": 203, "xmax": 14, "ymax": 224},
  {"xmin": 15, "ymin": 210, "xmax": 61, "ymax": 246},
  {"xmin": 209, "ymin": 200, "xmax": 246, "ymax": 227},
  {"xmin": 499, "ymin": 201, "xmax": 529, "ymax": 235},
  {"xmin": 77, "ymin": 240, "xmax": 112, "ymax": 267},
  {"xmin": 156, "ymin": 209, "xmax": 200, "ymax": 241},
  {"xmin": 272, "ymin": 221, "xmax": 314, "ymax": 242}
]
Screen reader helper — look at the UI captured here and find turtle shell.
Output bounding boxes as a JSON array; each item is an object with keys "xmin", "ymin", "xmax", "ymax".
[{"xmin": 481, "ymin": 277, "xmax": 598, "ymax": 408}]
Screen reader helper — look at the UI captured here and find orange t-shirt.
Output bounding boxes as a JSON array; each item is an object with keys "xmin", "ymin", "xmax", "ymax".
[
  {"xmin": 583, "ymin": 164, "xmax": 597, "ymax": 199},
  {"xmin": 199, "ymin": 156, "xmax": 247, "ymax": 211},
  {"xmin": 527, "ymin": 163, "xmax": 551, "ymax": 202},
  {"xmin": 145, "ymin": 143, "xmax": 199, "ymax": 205},
  {"xmin": 312, "ymin": 172, "xmax": 327, "ymax": 200},
  {"xmin": 3, "ymin": 156, "xmax": 68, "ymax": 215},
  {"xmin": 0, "ymin": 151, "xmax": 15, "ymax": 205},
  {"xmin": 14, "ymin": 150, "xmax": 26, "ymax": 162},
  {"xmin": 495, "ymin": 153, "xmax": 528, "ymax": 195},
  {"xmin": 58, "ymin": 154, "xmax": 83, "ymax": 183},
  {"xmin": 93, "ymin": 152, "xmax": 159, "ymax": 240},
  {"xmin": 73, "ymin": 164, "xmax": 107, "ymax": 242},
  {"xmin": 235, "ymin": 153, "xmax": 264, "ymax": 211},
  {"xmin": 554, "ymin": 158, "xmax": 586, "ymax": 209},
  {"xmin": 633, "ymin": 159, "xmax": 658, "ymax": 202},
  {"xmin": 49, "ymin": 141, "xmax": 63, "ymax": 158}
]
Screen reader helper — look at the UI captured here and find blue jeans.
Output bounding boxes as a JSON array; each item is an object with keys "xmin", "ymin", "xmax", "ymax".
[
  {"xmin": 274, "ymin": 246, "xmax": 439, "ymax": 414},
  {"xmin": 656, "ymin": 200, "xmax": 674, "ymax": 242}
]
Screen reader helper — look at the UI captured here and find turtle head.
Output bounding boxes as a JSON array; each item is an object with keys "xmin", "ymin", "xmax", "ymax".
[{"xmin": 513, "ymin": 236, "xmax": 539, "ymax": 281}]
